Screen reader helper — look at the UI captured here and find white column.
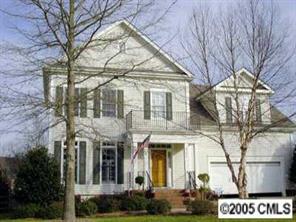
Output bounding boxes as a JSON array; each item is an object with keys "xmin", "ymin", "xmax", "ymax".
[
  {"xmin": 194, "ymin": 143, "xmax": 199, "ymax": 184},
  {"xmin": 184, "ymin": 143, "xmax": 188, "ymax": 189},
  {"xmin": 131, "ymin": 142, "xmax": 138, "ymax": 189},
  {"xmin": 186, "ymin": 143, "xmax": 196, "ymax": 189},
  {"xmin": 167, "ymin": 150, "xmax": 172, "ymax": 187},
  {"xmin": 143, "ymin": 147, "xmax": 149, "ymax": 189}
]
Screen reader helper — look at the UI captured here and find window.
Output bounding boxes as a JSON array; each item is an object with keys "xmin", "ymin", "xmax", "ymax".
[
  {"xmin": 102, "ymin": 89, "xmax": 117, "ymax": 117},
  {"xmin": 119, "ymin": 42, "xmax": 126, "ymax": 53},
  {"xmin": 75, "ymin": 88, "xmax": 87, "ymax": 117},
  {"xmin": 102, "ymin": 149, "xmax": 116, "ymax": 183},
  {"xmin": 93, "ymin": 141, "xmax": 124, "ymax": 185},
  {"xmin": 62, "ymin": 141, "xmax": 86, "ymax": 184},
  {"xmin": 240, "ymin": 95, "xmax": 251, "ymax": 122},
  {"xmin": 239, "ymin": 110, "xmax": 249, "ymax": 122},
  {"xmin": 101, "ymin": 142, "xmax": 116, "ymax": 183},
  {"xmin": 93, "ymin": 89, "xmax": 124, "ymax": 119},
  {"xmin": 55, "ymin": 86, "xmax": 87, "ymax": 117},
  {"xmin": 149, "ymin": 143, "xmax": 172, "ymax": 149},
  {"xmin": 151, "ymin": 91, "xmax": 166, "ymax": 118}
]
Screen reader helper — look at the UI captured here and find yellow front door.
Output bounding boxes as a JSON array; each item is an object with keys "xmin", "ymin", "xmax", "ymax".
[{"xmin": 151, "ymin": 150, "xmax": 167, "ymax": 187}]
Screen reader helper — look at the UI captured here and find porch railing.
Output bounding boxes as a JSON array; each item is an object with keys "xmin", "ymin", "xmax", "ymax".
[
  {"xmin": 187, "ymin": 171, "xmax": 197, "ymax": 190},
  {"xmin": 126, "ymin": 110, "xmax": 200, "ymax": 131}
]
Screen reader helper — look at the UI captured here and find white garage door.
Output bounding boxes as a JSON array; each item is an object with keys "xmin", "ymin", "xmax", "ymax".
[{"xmin": 209, "ymin": 161, "xmax": 283, "ymax": 195}]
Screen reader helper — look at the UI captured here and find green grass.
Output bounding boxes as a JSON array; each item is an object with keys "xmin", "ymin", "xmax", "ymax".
[{"xmin": 0, "ymin": 215, "xmax": 295, "ymax": 222}]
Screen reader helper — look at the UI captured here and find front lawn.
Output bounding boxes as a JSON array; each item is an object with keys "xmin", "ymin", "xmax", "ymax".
[{"xmin": 0, "ymin": 215, "xmax": 295, "ymax": 222}]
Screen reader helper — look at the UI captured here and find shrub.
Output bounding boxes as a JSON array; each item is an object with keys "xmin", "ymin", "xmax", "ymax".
[
  {"xmin": 146, "ymin": 199, "xmax": 171, "ymax": 215},
  {"xmin": 14, "ymin": 147, "xmax": 63, "ymax": 206},
  {"xmin": 121, "ymin": 195, "xmax": 149, "ymax": 211},
  {"xmin": 76, "ymin": 200, "xmax": 97, "ymax": 217},
  {"xmin": 205, "ymin": 191, "xmax": 219, "ymax": 201},
  {"xmin": 36, "ymin": 202, "xmax": 63, "ymax": 219},
  {"xmin": 190, "ymin": 200, "xmax": 214, "ymax": 215},
  {"xmin": 89, "ymin": 196, "xmax": 121, "ymax": 213},
  {"xmin": 13, "ymin": 203, "xmax": 41, "ymax": 218},
  {"xmin": 135, "ymin": 176, "xmax": 144, "ymax": 187}
]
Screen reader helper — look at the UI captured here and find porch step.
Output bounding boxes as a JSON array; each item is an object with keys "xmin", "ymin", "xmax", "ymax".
[{"xmin": 154, "ymin": 189, "xmax": 186, "ymax": 208}]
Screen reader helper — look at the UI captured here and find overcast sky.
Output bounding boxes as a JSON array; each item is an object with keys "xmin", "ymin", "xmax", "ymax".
[{"xmin": 0, "ymin": 0, "xmax": 295, "ymax": 155}]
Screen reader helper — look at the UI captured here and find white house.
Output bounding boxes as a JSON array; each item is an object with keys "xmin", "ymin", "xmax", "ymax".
[{"xmin": 43, "ymin": 20, "xmax": 295, "ymax": 197}]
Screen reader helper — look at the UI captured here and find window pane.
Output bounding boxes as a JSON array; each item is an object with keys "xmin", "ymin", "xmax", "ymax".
[
  {"xmin": 151, "ymin": 91, "xmax": 166, "ymax": 118},
  {"xmin": 102, "ymin": 149, "xmax": 116, "ymax": 183},
  {"xmin": 102, "ymin": 90, "xmax": 116, "ymax": 117}
]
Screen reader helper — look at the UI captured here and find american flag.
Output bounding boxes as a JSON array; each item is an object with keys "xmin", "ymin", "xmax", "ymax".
[{"xmin": 131, "ymin": 133, "xmax": 151, "ymax": 163}]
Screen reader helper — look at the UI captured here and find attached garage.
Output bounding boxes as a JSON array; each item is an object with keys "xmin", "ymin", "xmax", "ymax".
[{"xmin": 209, "ymin": 159, "xmax": 284, "ymax": 195}]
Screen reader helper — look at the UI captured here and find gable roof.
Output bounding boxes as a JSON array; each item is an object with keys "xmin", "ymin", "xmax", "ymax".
[
  {"xmin": 190, "ymin": 83, "xmax": 295, "ymax": 129},
  {"xmin": 215, "ymin": 68, "xmax": 274, "ymax": 93},
  {"xmin": 88, "ymin": 19, "xmax": 193, "ymax": 78},
  {"xmin": 195, "ymin": 68, "xmax": 274, "ymax": 100}
]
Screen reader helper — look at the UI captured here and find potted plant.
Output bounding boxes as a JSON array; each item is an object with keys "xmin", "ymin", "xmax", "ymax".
[{"xmin": 135, "ymin": 176, "xmax": 144, "ymax": 190}]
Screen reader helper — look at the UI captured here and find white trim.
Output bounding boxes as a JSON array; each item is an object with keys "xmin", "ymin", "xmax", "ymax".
[
  {"xmin": 215, "ymin": 88, "xmax": 272, "ymax": 94},
  {"xmin": 215, "ymin": 68, "xmax": 274, "ymax": 94}
]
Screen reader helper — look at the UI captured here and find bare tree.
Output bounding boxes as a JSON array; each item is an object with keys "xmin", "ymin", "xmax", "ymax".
[
  {"xmin": 0, "ymin": 0, "xmax": 177, "ymax": 220},
  {"xmin": 182, "ymin": 0, "xmax": 296, "ymax": 198}
]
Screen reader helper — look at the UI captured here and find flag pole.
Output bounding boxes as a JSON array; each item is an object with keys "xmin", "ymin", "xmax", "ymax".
[{"xmin": 128, "ymin": 132, "xmax": 152, "ymax": 197}]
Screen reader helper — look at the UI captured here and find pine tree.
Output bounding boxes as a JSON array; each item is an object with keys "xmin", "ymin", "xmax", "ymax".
[{"xmin": 289, "ymin": 146, "xmax": 296, "ymax": 183}]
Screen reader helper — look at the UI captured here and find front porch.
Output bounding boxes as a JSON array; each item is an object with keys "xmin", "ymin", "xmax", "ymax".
[{"xmin": 126, "ymin": 133, "xmax": 199, "ymax": 192}]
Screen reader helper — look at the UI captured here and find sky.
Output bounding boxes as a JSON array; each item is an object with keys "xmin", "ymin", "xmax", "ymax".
[{"xmin": 0, "ymin": 0, "xmax": 295, "ymax": 155}]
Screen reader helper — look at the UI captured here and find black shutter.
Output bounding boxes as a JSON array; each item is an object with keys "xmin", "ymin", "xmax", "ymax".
[
  {"xmin": 80, "ymin": 88, "xmax": 87, "ymax": 117},
  {"xmin": 117, "ymin": 90, "xmax": 124, "ymax": 119},
  {"xmin": 117, "ymin": 142, "xmax": 124, "ymax": 184},
  {"xmin": 225, "ymin": 97, "xmax": 233, "ymax": 123},
  {"xmin": 54, "ymin": 141, "xmax": 61, "ymax": 174},
  {"xmin": 256, "ymin": 99, "xmax": 262, "ymax": 123},
  {"xmin": 166, "ymin": 92, "xmax": 172, "ymax": 120},
  {"xmin": 144, "ymin": 91, "xmax": 151, "ymax": 120},
  {"xmin": 55, "ymin": 87, "xmax": 63, "ymax": 117},
  {"xmin": 74, "ymin": 88, "xmax": 80, "ymax": 117},
  {"xmin": 93, "ymin": 141, "xmax": 100, "ymax": 184},
  {"xmin": 93, "ymin": 89, "xmax": 101, "ymax": 118},
  {"xmin": 79, "ymin": 141, "xmax": 86, "ymax": 184}
]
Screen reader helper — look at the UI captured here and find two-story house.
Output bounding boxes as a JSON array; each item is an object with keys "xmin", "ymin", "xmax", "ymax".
[{"xmin": 43, "ymin": 20, "xmax": 295, "ymax": 198}]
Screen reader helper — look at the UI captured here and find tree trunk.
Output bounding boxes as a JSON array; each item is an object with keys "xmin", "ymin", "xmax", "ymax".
[
  {"xmin": 63, "ymin": 0, "xmax": 76, "ymax": 221},
  {"xmin": 237, "ymin": 146, "xmax": 249, "ymax": 199}
]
